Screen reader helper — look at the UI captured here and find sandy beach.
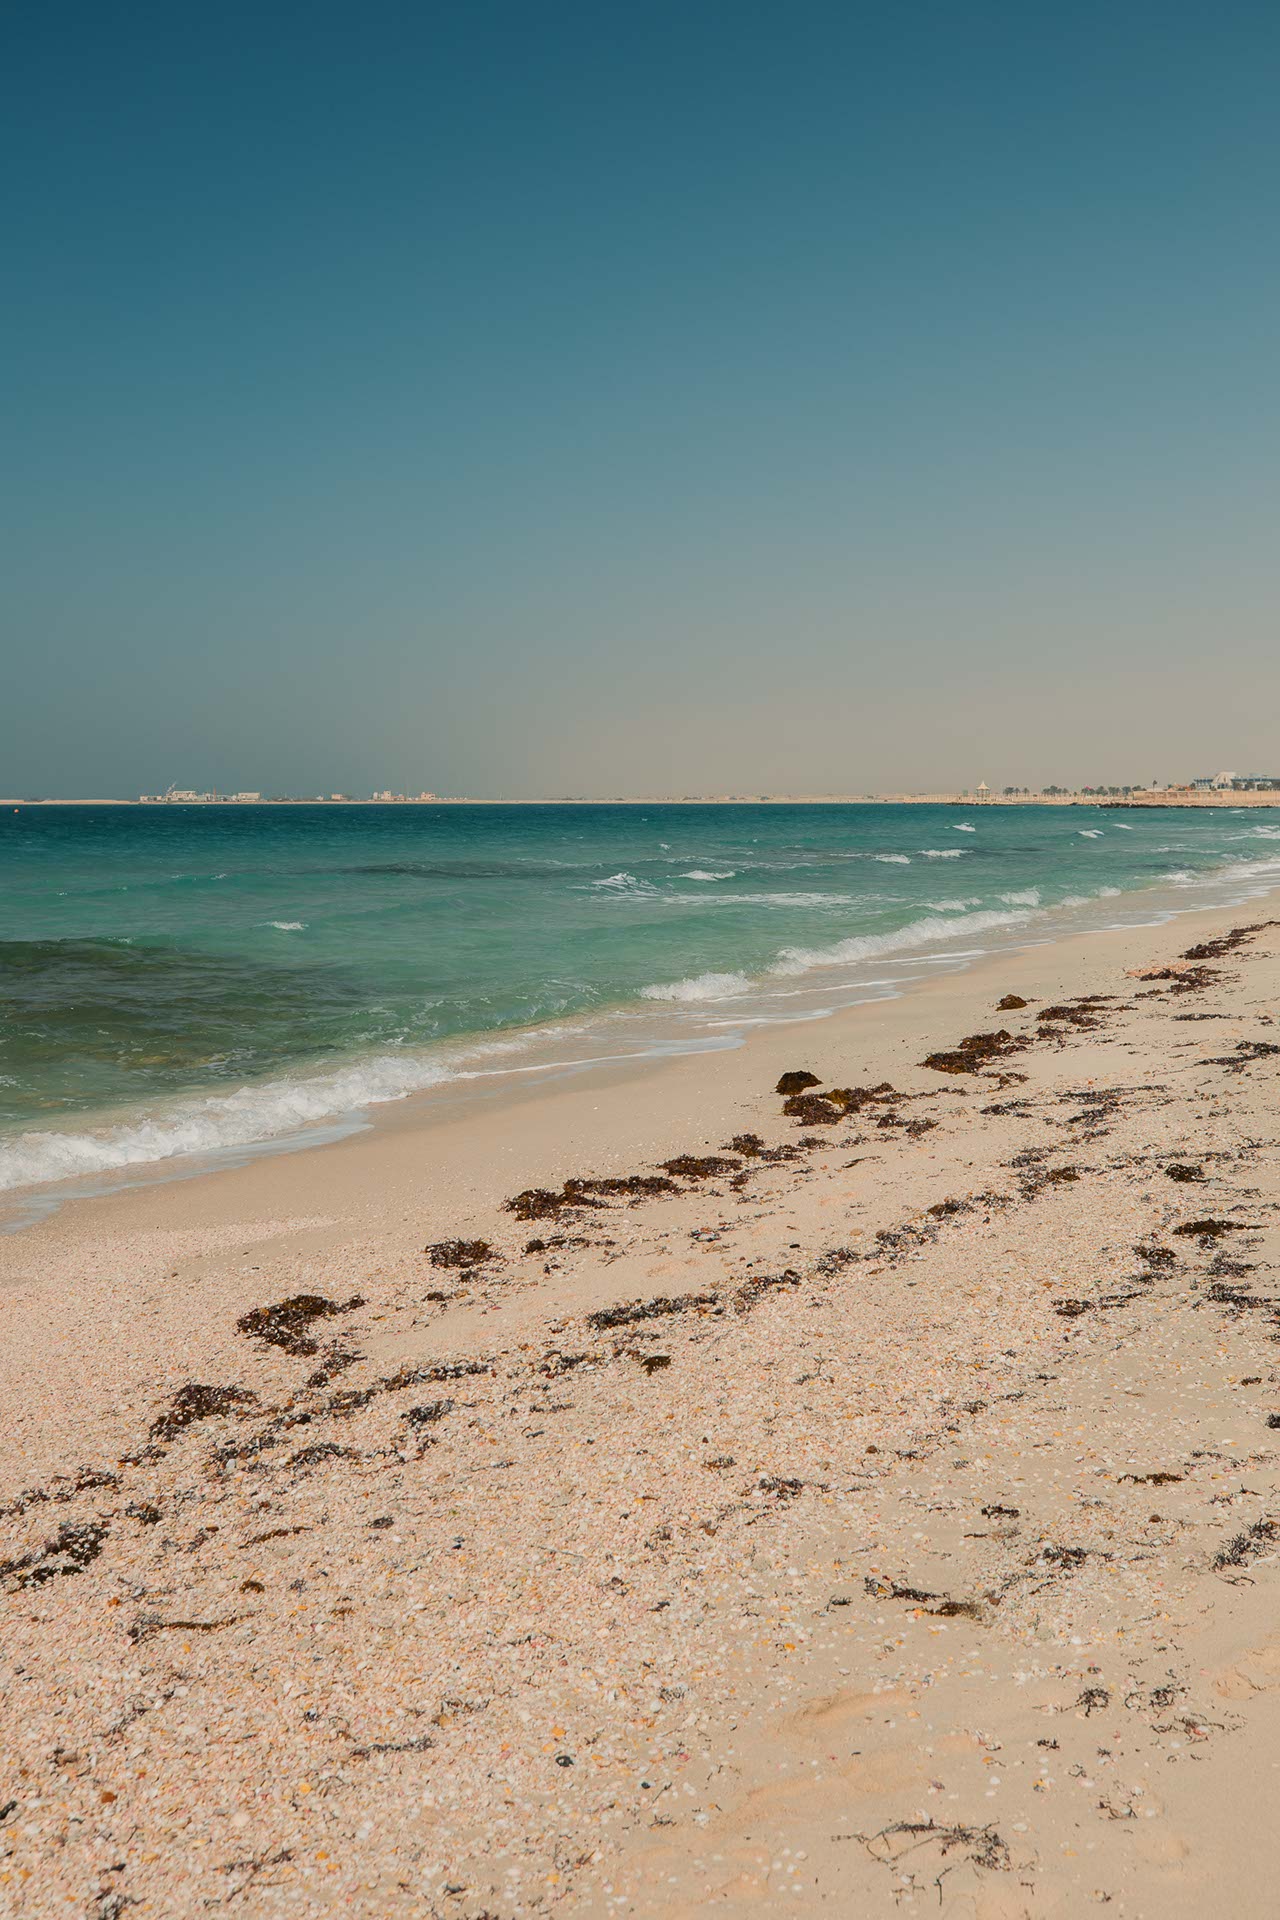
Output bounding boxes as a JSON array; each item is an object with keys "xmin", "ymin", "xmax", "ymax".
[{"xmin": 4, "ymin": 902, "xmax": 1280, "ymax": 1916}]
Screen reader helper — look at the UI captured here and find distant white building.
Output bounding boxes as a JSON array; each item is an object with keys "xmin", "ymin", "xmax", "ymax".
[{"xmin": 231, "ymin": 791, "xmax": 262, "ymax": 803}]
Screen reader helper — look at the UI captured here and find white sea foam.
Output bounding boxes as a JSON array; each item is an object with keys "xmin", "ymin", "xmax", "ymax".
[
  {"xmin": 999, "ymin": 889, "xmax": 1041, "ymax": 906},
  {"xmin": 927, "ymin": 897, "xmax": 983, "ymax": 912},
  {"xmin": 771, "ymin": 908, "xmax": 1031, "ymax": 976},
  {"xmin": 680, "ymin": 870, "xmax": 735, "ymax": 881},
  {"xmin": 1211, "ymin": 856, "xmax": 1280, "ymax": 883},
  {"xmin": 1078, "ymin": 829, "xmax": 1104, "ymax": 839},
  {"xmin": 873, "ymin": 853, "xmax": 911, "ymax": 864},
  {"xmin": 951, "ymin": 823, "xmax": 977, "ymax": 832},
  {"xmin": 0, "ymin": 1053, "xmax": 459, "ymax": 1195},
  {"xmin": 666, "ymin": 890, "xmax": 858, "ymax": 909},
  {"xmin": 1113, "ymin": 823, "xmax": 1134, "ymax": 830},
  {"xmin": 266, "ymin": 920, "xmax": 306, "ymax": 931},
  {"xmin": 640, "ymin": 971, "xmax": 752, "ymax": 1002},
  {"xmin": 919, "ymin": 848, "xmax": 965, "ymax": 858},
  {"xmin": 590, "ymin": 872, "xmax": 655, "ymax": 894},
  {"xmin": 1057, "ymin": 886, "xmax": 1121, "ymax": 907}
]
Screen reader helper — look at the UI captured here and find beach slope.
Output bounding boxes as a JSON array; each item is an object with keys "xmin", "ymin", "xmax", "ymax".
[{"xmin": 3, "ymin": 909, "xmax": 1280, "ymax": 1915}]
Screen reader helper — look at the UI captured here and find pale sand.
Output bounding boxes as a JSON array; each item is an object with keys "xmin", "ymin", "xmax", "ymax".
[{"xmin": 3, "ymin": 904, "xmax": 1280, "ymax": 1916}]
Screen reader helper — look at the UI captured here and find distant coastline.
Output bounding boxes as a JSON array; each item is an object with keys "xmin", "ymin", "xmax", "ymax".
[{"xmin": 5, "ymin": 792, "xmax": 1280, "ymax": 810}]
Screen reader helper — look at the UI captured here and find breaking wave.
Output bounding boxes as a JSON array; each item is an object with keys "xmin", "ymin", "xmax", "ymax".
[
  {"xmin": 640, "ymin": 971, "xmax": 752, "ymax": 1002},
  {"xmin": 660, "ymin": 890, "xmax": 865, "ymax": 909},
  {"xmin": 589, "ymin": 872, "xmax": 656, "ymax": 895},
  {"xmin": 771, "ymin": 908, "xmax": 1032, "ymax": 976},
  {"xmin": 0, "ymin": 1052, "xmax": 459, "ymax": 1195}
]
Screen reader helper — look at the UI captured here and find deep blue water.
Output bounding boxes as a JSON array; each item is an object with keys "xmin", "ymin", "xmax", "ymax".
[{"xmin": 2, "ymin": 801, "xmax": 1278, "ymax": 1192}]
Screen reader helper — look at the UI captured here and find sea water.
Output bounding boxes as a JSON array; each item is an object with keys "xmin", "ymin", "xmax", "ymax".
[{"xmin": 3, "ymin": 801, "xmax": 1278, "ymax": 1196}]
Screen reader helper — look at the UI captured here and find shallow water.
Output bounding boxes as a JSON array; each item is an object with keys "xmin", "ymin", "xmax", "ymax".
[{"xmin": 2, "ymin": 800, "xmax": 1278, "ymax": 1192}]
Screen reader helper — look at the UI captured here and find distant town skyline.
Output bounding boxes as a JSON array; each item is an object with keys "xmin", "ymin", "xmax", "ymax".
[{"xmin": 7, "ymin": 770, "xmax": 1279, "ymax": 808}]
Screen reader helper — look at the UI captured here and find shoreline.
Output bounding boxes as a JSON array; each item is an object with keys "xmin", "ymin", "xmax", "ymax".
[
  {"xmin": 4, "ymin": 897, "xmax": 1280, "ymax": 1914},
  {"xmin": 5, "ymin": 862, "xmax": 1280, "ymax": 1230}
]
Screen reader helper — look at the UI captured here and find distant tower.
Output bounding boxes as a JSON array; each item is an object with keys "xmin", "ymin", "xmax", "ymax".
[{"xmin": 976, "ymin": 781, "xmax": 990, "ymax": 803}]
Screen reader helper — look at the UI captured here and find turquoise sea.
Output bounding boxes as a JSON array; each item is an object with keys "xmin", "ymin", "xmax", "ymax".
[{"xmin": 3, "ymin": 801, "xmax": 1279, "ymax": 1198}]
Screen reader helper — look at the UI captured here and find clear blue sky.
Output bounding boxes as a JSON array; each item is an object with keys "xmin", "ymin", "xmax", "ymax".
[{"xmin": 5, "ymin": 2, "xmax": 1279, "ymax": 796}]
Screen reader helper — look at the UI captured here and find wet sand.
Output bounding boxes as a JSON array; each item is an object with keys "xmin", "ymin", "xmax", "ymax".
[{"xmin": 3, "ymin": 904, "xmax": 1280, "ymax": 1916}]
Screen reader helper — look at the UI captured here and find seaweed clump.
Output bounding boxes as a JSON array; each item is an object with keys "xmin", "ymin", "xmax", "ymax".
[
  {"xmin": 587, "ymin": 1291, "xmax": 716, "ymax": 1332},
  {"xmin": 782, "ymin": 1093, "xmax": 842, "ymax": 1125},
  {"xmin": 863, "ymin": 1574, "xmax": 986, "ymax": 1620},
  {"xmin": 776, "ymin": 1070, "xmax": 821, "ymax": 1095},
  {"xmin": 1183, "ymin": 922, "xmax": 1277, "ymax": 961},
  {"xmin": 1156, "ymin": 965, "xmax": 1221, "ymax": 993},
  {"xmin": 1213, "ymin": 1519, "xmax": 1280, "ymax": 1571},
  {"xmin": 1206, "ymin": 1040, "xmax": 1280, "ymax": 1072},
  {"xmin": 150, "ymin": 1383, "xmax": 258, "ymax": 1444},
  {"xmin": 827, "ymin": 1082, "xmax": 899, "ymax": 1113},
  {"xmin": 505, "ymin": 1187, "xmax": 582, "ymax": 1221},
  {"xmin": 876, "ymin": 1112, "xmax": 937, "ymax": 1136},
  {"xmin": 733, "ymin": 1269, "xmax": 801, "ymax": 1313},
  {"xmin": 658, "ymin": 1155, "xmax": 740, "ymax": 1179},
  {"xmin": 402, "ymin": 1399, "xmax": 454, "ymax": 1428},
  {"xmin": 288, "ymin": 1442, "xmax": 356, "ymax": 1468},
  {"xmin": 1037, "ymin": 1000, "xmax": 1109, "ymax": 1033},
  {"xmin": 727, "ymin": 1133, "xmax": 801, "ymax": 1162},
  {"xmin": 426, "ymin": 1239, "xmax": 495, "ymax": 1269},
  {"xmin": 1, "ymin": 1521, "xmax": 109, "ymax": 1589},
  {"xmin": 577, "ymin": 1174, "xmax": 682, "ymax": 1200},
  {"xmin": 505, "ymin": 1173, "xmax": 681, "ymax": 1220},
  {"xmin": 783, "ymin": 1081, "xmax": 899, "ymax": 1125},
  {"xmin": 922, "ymin": 1030, "xmax": 1026, "ymax": 1075},
  {"xmin": 926, "ymin": 1197, "xmax": 971, "ymax": 1219},
  {"xmin": 236, "ymin": 1294, "xmax": 365, "ymax": 1356}
]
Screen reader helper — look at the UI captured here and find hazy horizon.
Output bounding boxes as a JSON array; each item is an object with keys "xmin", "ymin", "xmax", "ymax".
[
  {"xmin": 6, "ymin": 3, "xmax": 1279, "ymax": 799},
  {"xmin": 1, "ymin": 781, "xmax": 1245, "ymax": 803}
]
